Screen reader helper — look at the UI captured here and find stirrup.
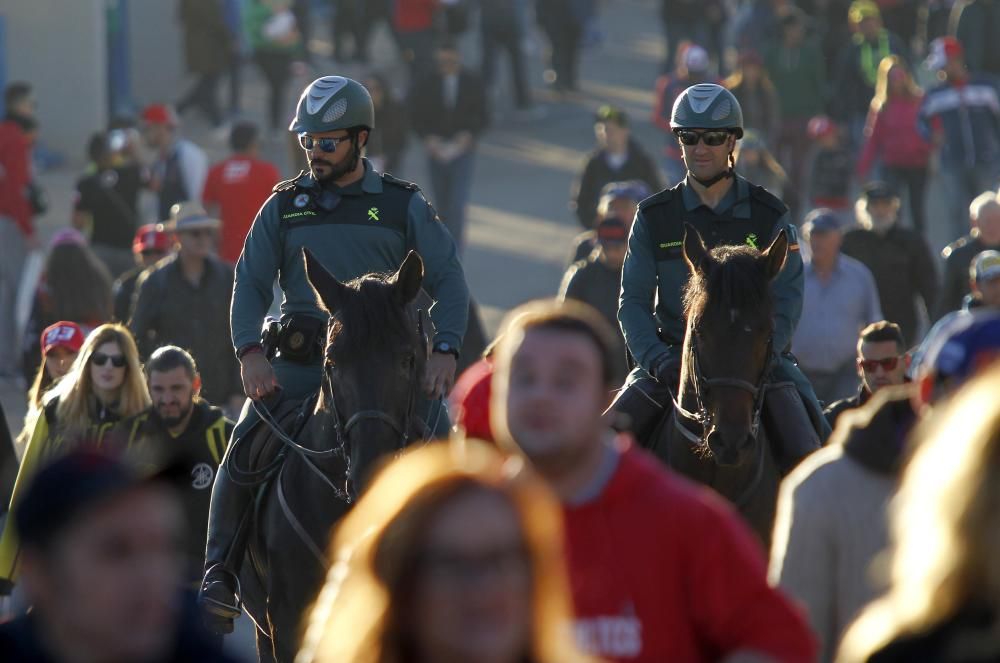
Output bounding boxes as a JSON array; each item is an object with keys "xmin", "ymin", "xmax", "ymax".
[{"xmin": 198, "ymin": 563, "xmax": 243, "ymax": 620}]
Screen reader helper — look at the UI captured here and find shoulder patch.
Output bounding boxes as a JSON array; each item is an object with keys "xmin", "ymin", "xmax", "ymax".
[
  {"xmin": 749, "ymin": 184, "xmax": 788, "ymax": 215},
  {"xmin": 381, "ymin": 172, "xmax": 420, "ymax": 191},
  {"xmin": 272, "ymin": 170, "xmax": 309, "ymax": 193}
]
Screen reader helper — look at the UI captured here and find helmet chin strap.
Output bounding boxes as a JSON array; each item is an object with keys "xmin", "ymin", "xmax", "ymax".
[{"xmin": 690, "ymin": 168, "xmax": 733, "ymax": 188}]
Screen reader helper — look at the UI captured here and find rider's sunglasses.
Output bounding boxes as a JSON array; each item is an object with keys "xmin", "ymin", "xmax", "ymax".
[
  {"xmin": 675, "ymin": 129, "xmax": 732, "ymax": 147},
  {"xmin": 858, "ymin": 356, "xmax": 901, "ymax": 372},
  {"xmin": 92, "ymin": 352, "xmax": 127, "ymax": 368},
  {"xmin": 298, "ymin": 133, "xmax": 348, "ymax": 153}
]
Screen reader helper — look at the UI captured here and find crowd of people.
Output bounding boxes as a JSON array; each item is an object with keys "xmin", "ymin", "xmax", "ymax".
[{"xmin": 2, "ymin": 0, "xmax": 1000, "ymax": 662}]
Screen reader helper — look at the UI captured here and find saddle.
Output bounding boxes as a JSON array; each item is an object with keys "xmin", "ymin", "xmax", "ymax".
[{"xmin": 761, "ymin": 382, "xmax": 822, "ymax": 475}]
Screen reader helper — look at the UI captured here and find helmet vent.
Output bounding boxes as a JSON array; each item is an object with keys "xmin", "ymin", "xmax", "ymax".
[
  {"xmin": 306, "ymin": 76, "xmax": 348, "ymax": 115},
  {"xmin": 712, "ymin": 98, "xmax": 732, "ymax": 121},
  {"xmin": 323, "ymin": 98, "xmax": 348, "ymax": 124}
]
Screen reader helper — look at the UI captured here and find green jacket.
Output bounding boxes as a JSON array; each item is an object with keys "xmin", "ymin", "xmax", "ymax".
[
  {"xmin": 231, "ymin": 159, "xmax": 469, "ymax": 352},
  {"xmin": 763, "ymin": 41, "xmax": 827, "ymax": 120},
  {"xmin": 619, "ymin": 175, "xmax": 803, "ymax": 373}
]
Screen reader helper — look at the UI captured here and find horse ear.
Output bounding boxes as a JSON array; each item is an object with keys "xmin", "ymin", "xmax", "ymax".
[
  {"xmin": 682, "ymin": 223, "xmax": 709, "ymax": 274},
  {"xmin": 302, "ymin": 247, "xmax": 348, "ymax": 313},
  {"xmin": 390, "ymin": 250, "xmax": 424, "ymax": 304},
  {"xmin": 761, "ymin": 229, "xmax": 789, "ymax": 281}
]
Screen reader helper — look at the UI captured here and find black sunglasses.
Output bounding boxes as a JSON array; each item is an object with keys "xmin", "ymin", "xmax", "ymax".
[
  {"xmin": 298, "ymin": 133, "xmax": 348, "ymax": 153},
  {"xmin": 92, "ymin": 352, "xmax": 127, "ymax": 368},
  {"xmin": 675, "ymin": 129, "xmax": 732, "ymax": 147}
]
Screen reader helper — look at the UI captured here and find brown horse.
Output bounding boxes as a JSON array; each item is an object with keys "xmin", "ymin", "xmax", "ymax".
[{"xmin": 647, "ymin": 225, "xmax": 788, "ymax": 546}]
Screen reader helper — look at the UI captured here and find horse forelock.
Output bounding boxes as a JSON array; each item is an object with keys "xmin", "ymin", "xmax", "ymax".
[
  {"xmin": 683, "ymin": 245, "xmax": 773, "ymax": 328},
  {"xmin": 328, "ymin": 273, "xmax": 418, "ymax": 358}
]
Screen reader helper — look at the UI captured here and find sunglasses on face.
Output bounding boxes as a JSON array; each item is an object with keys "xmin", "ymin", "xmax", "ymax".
[
  {"xmin": 298, "ymin": 133, "xmax": 348, "ymax": 153},
  {"xmin": 92, "ymin": 352, "xmax": 127, "ymax": 368},
  {"xmin": 181, "ymin": 228, "xmax": 213, "ymax": 239},
  {"xmin": 675, "ymin": 129, "xmax": 732, "ymax": 147},
  {"xmin": 858, "ymin": 356, "xmax": 901, "ymax": 372}
]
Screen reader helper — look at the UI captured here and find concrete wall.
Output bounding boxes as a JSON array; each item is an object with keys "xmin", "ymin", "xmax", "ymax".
[
  {"xmin": 0, "ymin": 0, "xmax": 107, "ymax": 157},
  {"xmin": 128, "ymin": 0, "xmax": 185, "ymax": 108}
]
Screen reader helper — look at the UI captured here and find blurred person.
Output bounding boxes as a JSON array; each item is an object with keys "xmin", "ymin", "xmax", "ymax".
[
  {"xmin": 480, "ymin": 0, "xmax": 538, "ymax": 116},
  {"xmin": 912, "ymin": 310, "xmax": 1000, "ymax": 410},
  {"xmin": 771, "ymin": 383, "xmax": 919, "ymax": 663},
  {"xmin": 202, "ymin": 120, "xmax": 281, "ymax": 264},
  {"xmin": 0, "ymin": 450, "xmax": 238, "ymax": 662},
  {"xmin": 0, "ymin": 82, "xmax": 39, "ymax": 381},
  {"xmin": 18, "ymin": 322, "xmax": 86, "ymax": 454},
  {"xmin": 450, "ymin": 341, "xmax": 500, "ymax": 443},
  {"xmin": 0, "ymin": 324, "xmax": 150, "ymax": 592},
  {"xmin": 20, "ymin": 230, "xmax": 113, "ymax": 385},
  {"xmin": 855, "ymin": 56, "xmax": 930, "ymax": 234},
  {"xmin": 568, "ymin": 179, "xmax": 650, "ymax": 264},
  {"xmin": 652, "ymin": 43, "xmax": 715, "ymax": 186},
  {"xmin": 409, "ymin": 39, "xmax": 490, "ymax": 250},
  {"xmin": 222, "ymin": 0, "xmax": 248, "ymax": 120},
  {"xmin": 952, "ymin": 0, "xmax": 1000, "ymax": 81},
  {"xmin": 825, "ymin": 321, "xmax": 910, "ymax": 428},
  {"xmin": 765, "ymin": 10, "xmax": 827, "ymax": 216},
  {"xmin": 572, "ymin": 106, "xmax": 662, "ymax": 230},
  {"xmin": 491, "ymin": 299, "xmax": 818, "ymax": 662},
  {"xmin": 838, "ymin": 360, "xmax": 1000, "ymax": 662},
  {"xmin": 659, "ymin": 0, "xmax": 723, "ymax": 72},
  {"xmin": 921, "ymin": 250, "xmax": 1000, "ymax": 355},
  {"xmin": 535, "ymin": 0, "xmax": 591, "ymax": 92},
  {"xmin": 830, "ymin": 1, "xmax": 910, "ymax": 143},
  {"xmin": 142, "ymin": 103, "xmax": 209, "ymax": 223},
  {"xmin": 803, "ymin": 116, "xmax": 855, "ymax": 224},
  {"xmin": 296, "ymin": 440, "xmax": 591, "ymax": 663},
  {"xmin": 362, "ymin": 72, "xmax": 409, "ymax": 174},
  {"xmin": 723, "ymin": 50, "xmax": 781, "ymax": 146},
  {"xmin": 558, "ymin": 217, "xmax": 630, "ymax": 385},
  {"xmin": 246, "ymin": 0, "xmax": 306, "ymax": 133},
  {"xmin": 393, "ymin": 0, "xmax": 438, "ymax": 79},
  {"xmin": 130, "ymin": 203, "xmax": 242, "ymax": 412},
  {"xmin": 111, "ymin": 346, "xmax": 233, "ymax": 583},
  {"xmin": 793, "ymin": 210, "xmax": 884, "ymax": 404},
  {"xmin": 735, "ymin": 130, "xmax": 788, "ymax": 198},
  {"xmin": 938, "ymin": 191, "xmax": 1000, "ymax": 318},
  {"xmin": 112, "ymin": 224, "xmax": 173, "ymax": 324},
  {"xmin": 176, "ymin": 0, "xmax": 233, "ymax": 130},
  {"xmin": 0, "ymin": 400, "xmax": 12, "ymax": 519},
  {"xmin": 919, "ymin": 37, "xmax": 1000, "ymax": 240},
  {"xmin": 841, "ymin": 182, "xmax": 938, "ymax": 345},
  {"xmin": 71, "ymin": 131, "xmax": 146, "ymax": 277}
]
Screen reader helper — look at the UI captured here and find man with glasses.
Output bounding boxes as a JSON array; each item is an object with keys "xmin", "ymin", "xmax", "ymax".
[
  {"xmin": 615, "ymin": 83, "xmax": 828, "ymax": 464},
  {"xmin": 825, "ymin": 321, "xmax": 909, "ymax": 428},
  {"xmin": 199, "ymin": 75, "xmax": 468, "ymax": 632}
]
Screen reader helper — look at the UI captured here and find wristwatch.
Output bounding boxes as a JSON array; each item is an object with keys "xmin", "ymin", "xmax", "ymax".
[{"xmin": 432, "ymin": 341, "xmax": 460, "ymax": 359}]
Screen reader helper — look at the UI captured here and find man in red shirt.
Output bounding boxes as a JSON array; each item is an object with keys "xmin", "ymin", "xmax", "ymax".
[
  {"xmin": 202, "ymin": 120, "xmax": 280, "ymax": 264},
  {"xmin": 491, "ymin": 299, "xmax": 817, "ymax": 663}
]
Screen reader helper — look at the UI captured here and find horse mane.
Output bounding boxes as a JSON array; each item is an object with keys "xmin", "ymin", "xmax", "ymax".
[
  {"xmin": 682, "ymin": 245, "xmax": 773, "ymax": 326},
  {"xmin": 328, "ymin": 273, "xmax": 418, "ymax": 356}
]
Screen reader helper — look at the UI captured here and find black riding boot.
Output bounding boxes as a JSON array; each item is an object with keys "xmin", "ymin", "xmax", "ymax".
[
  {"xmin": 607, "ymin": 367, "xmax": 674, "ymax": 445},
  {"xmin": 199, "ymin": 461, "xmax": 253, "ymax": 633}
]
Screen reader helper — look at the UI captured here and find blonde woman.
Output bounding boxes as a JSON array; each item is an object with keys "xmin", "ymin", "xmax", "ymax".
[
  {"xmin": 297, "ymin": 440, "xmax": 594, "ymax": 663},
  {"xmin": 838, "ymin": 361, "xmax": 1000, "ymax": 662},
  {"xmin": 0, "ymin": 323, "xmax": 149, "ymax": 593}
]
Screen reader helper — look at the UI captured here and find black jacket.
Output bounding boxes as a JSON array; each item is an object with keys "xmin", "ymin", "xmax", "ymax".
[
  {"xmin": 572, "ymin": 138, "xmax": 662, "ymax": 229},
  {"xmin": 824, "ymin": 386, "xmax": 871, "ymax": 430},
  {"xmin": 839, "ymin": 386, "xmax": 916, "ymax": 477},
  {"xmin": 408, "ymin": 68, "xmax": 490, "ymax": 141},
  {"xmin": 937, "ymin": 233, "xmax": 999, "ymax": 320},
  {"xmin": 841, "ymin": 224, "xmax": 939, "ymax": 345}
]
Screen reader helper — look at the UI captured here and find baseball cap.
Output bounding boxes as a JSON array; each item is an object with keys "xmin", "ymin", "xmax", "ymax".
[
  {"xmin": 925, "ymin": 36, "xmax": 964, "ymax": 71},
  {"xmin": 803, "ymin": 208, "xmax": 842, "ymax": 234},
  {"xmin": 921, "ymin": 311, "xmax": 1000, "ymax": 386},
  {"xmin": 599, "ymin": 180, "xmax": 651, "ymax": 203},
  {"xmin": 595, "ymin": 105, "xmax": 629, "ymax": 127},
  {"xmin": 165, "ymin": 201, "xmax": 221, "ymax": 232},
  {"xmin": 596, "ymin": 217, "xmax": 629, "ymax": 243},
  {"xmin": 683, "ymin": 45, "xmax": 710, "ymax": 73},
  {"xmin": 132, "ymin": 223, "xmax": 171, "ymax": 254},
  {"xmin": 862, "ymin": 181, "xmax": 899, "ymax": 202},
  {"xmin": 50, "ymin": 228, "xmax": 87, "ymax": 248},
  {"xmin": 849, "ymin": 0, "xmax": 880, "ymax": 22},
  {"xmin": 807, "ymin": 115, "xmax": 837, "ymax": 140},
  {"xmin": 15, "ymin": 449, "xmax": 185, "ymax": 550},
  {"xmin": 141, "ymin": 103, "xmax": 179, "ymax": 127},
  {"xmin": 972, "ymin": 250, "xmax": 1000, "ymax": 282},
  {"xmin": 40, "ymin": 321, "xmax": 85, "ymax": 357}
]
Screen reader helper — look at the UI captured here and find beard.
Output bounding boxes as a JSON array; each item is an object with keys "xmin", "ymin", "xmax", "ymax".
[
  {"xmin": 309, "ymin": 140, "xmax": 358, "ymax": 183},
  {"xmin": 156, "ymin": 401, "xmax": 194, "ymax": 429}
]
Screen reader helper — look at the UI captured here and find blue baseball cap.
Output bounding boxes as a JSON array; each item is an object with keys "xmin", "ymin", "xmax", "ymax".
[
  {"xmin": 922, "ymin": 311, "xmax": 1000, "ymax": 385},
  {"xmin": 599, "ymin": 180, "xmax": 651, "ymax": 203},
  {"xmin": 803, "ymin": 208, "xmax": 842, "ymax": 234}
]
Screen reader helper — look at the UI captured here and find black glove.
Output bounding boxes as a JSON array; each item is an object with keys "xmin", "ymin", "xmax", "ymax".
[{"xmin": 652, "ymin": 354, "xmax": 682, "ymax": 385}]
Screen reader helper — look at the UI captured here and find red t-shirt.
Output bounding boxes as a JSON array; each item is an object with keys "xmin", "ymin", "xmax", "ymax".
[
  {"xmin": 202, "ymin": 155, "xmax": 280, "ymax": 264},
  {"xmin": 0, "ymin": 120, "xmax": 33, "ymax": 236},
  {"xmin": 563, "ymin": 439, "xmax": 817, "ymax": 662}
]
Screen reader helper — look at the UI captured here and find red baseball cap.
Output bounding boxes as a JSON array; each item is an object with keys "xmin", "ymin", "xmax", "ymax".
[
  {"xmin": 141, "ymin": 104, "xmax": 179, "ymax": 127},
  {"xmin": 807, "ymin": 115, "xmax": 837, "ymax": 140},
  {"xmin": 132, "ymin": 223, "xmax": 171, "ymax": 254},
  {"xmin": 926, "ymin": 37, "xmax": 964, "ymax": 70},
  {"xmin": 41, "ymin": 321, "xmax": 85, "ymax": 357}
]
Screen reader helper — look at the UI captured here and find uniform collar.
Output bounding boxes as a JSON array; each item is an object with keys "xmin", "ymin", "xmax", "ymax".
[
  {"xmin": 295, "ymin": 158, "xmax": 383, "ymax": 195},
  {"xmin": 680, "ymin": 174, "xmax": 751, "ymax": 218}
]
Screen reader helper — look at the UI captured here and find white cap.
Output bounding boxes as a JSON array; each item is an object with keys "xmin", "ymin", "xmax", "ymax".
[{"xmin": 684, "ymin": 45, "xmax": 710, "ymax": 72}]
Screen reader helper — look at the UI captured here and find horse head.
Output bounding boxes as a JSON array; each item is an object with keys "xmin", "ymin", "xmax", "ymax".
[
  {"xmin": 680, "ymin": 223, "xmax": 787, "ymax": 466},
  {"xmin": 303, "ymin": 248, "xmax": 427, "ymax": 499}
]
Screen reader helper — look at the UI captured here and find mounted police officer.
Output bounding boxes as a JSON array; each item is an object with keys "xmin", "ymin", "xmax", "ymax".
[
  {"xmin": 198, "ymin": 76, "xmax": 470, "ymax": 631},
  {"xmin": 613, "ymin": 83, "xmax": 829, "ymax": 457}
]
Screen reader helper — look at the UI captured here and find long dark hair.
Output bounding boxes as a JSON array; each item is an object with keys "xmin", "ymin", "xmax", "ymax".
[{"xmin": 44, "ymin": 242, "xmax": 113, "ymax": 323}]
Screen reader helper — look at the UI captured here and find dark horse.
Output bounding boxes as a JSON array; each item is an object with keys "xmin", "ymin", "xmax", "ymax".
[
  {"xmin": 647, "ymin": 224, "xmax": 788, "ymax": 547},
  {"xmin": 233, "ymin": 249, "xmax": 429, "ymax": 662}
]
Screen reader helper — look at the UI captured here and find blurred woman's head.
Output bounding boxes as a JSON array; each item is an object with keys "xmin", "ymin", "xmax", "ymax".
[
  {"xmin": 297, "ymin": 440, "xmax": 589, "ymax": 663},
  {"xmin": 838, "ymin": 361, "xmax": 1000, "ymax": 661},
  {"xmin": 53, "ymin": 324, "xmax": 149, "ymax": 435},
  {"xmin": 871, "ymin": 56, "xmax": 922, "ymax": 112},
  {"xmin": 44, "ymin": 237, "xmax": 113, "ymax": 326},
  {"xmin": 28, "ymin": 321, "xmax": 85, "ymax": 409}
]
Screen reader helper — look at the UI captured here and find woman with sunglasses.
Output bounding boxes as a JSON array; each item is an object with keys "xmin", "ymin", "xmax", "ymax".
[{"xmin": 0, "ymin": 323, "xmax": 149, "ymax": 594}]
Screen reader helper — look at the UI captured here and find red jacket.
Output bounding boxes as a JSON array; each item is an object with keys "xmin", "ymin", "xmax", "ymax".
[
  {"xmin": 857, "ymin": 97, "xmax": 932, "ymax": 178},
  {"xmin": 449, "ymin": 357, "xmax": 494, "ymax": 442},
  {"xmin": 0, "ymin": 120, "xmax": 33, "ymax": 237},
  {"xmin": 563, "ymin": 439, "xmax": 817, "ymax": 662},
  {"xmin": 393, "ymin": 0, "xmax": 438, "ymax": 32},
  {"xmin": 202, "ymin": 155, "xmax": 280, "ymax": 264}
]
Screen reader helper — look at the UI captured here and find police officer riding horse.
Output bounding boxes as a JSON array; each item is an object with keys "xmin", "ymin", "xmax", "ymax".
[
  {"xmin": 612, "ymin": 84, "xmax": 828, "ymax": 466},
  {"xmin": 198, "ymin": 76, "xmax": 469, "ymax": 632}
]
